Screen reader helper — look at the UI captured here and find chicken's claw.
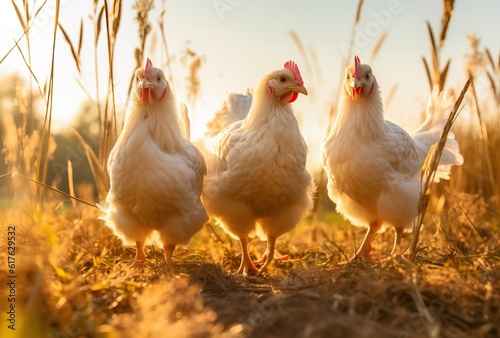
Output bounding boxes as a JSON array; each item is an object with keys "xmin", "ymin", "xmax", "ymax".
[
  {"xmin": 129, "ymin": 241, "xmax": 146, "ymax": 269},
  {"xmin": 236, "ymin": 259, "xmax": 258, "ymax": 275},
  {"xmin": 129, "ymin": 260, "xmax": 145, "ymax": 269},
  {"xmin": 254, "ymin": 236, "xmax": 290, "ymax": 276},
  {"xmin": 254, "ymin": 252, "xmax": 290, "ymax": 265},
  {"xmin": 235, "ymin": 237, "xmax": 258, "ymax": 275}
]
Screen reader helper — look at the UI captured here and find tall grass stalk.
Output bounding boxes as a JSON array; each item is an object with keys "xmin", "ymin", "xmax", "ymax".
[
  {"xmin": 7, "ymin": 0, "xmax": 50, "ymax": 175},
  {"xmin": 24, "ymin": 1, "xmax": 35, "ymax": 133},
  {"xmin": 289, "ymin": 30, "xmax": 314, "ymax": 86},
  {"xmin": 409, "ymin": 79, "xmax": 470, "ymax": 261},
  {"xmin": 10, "ymin": 173, "xmax": 98, "ymax": 208},
  {"xmin": 35, "ymin": 0, "xmax": 60, "ymax": 193},
  {"xmin": 451, "ymin": 43, "xmax": 500, "ymax": 207},
  {"xmin": 469, "ymin": 75, "xmax": 497, "ymax": 202},
  {"xmin": 57, "ymin": 0, "xmax": 123, "ymax": 199},
  {"xmin": 72, "ymin": 129, "xmax": 109, "ymax": 199},
  {"xmin": 421, "ymin": 0, "xmax": 454, "ymax": 92},
  {"xmin": 128, "ymin": 0, "xmax": 154, "ymax": 110},
  {"xmin": 325, "ymin": 0, "xmax": 366, "ymax": 137},
  {"xmin": 158, "ymin": 0, "xmax": 174, "ymax": 87},
  {"xmin": 483, "ymin": 47, "xmax": 500, "ymax": 205},
  {"xmin": 67, "ymin": 160, "xmax": 76, "ymax": 207},
  {"xmin": 101, "ymin": 0, "xmax": 122, "ymax": 167},
  {"xmin": 93, "ymin": 3, "xmax": 105, "ymax": 149},
  {"xmin": 11, "ymin": 0, "xmax": 32, "ymax": 133}
]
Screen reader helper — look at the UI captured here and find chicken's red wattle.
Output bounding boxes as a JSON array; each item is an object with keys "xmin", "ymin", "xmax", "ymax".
[
  {"xmin": 141, "ymin": 88, "xmax": 154, "ymax": 103},
  {"xmin": 148, "ymin": 88, "xmax": 154, "ymax": 103},
  {"xmin": 282, "ymin": 91, "xmax": 298, "ymax": 103}
]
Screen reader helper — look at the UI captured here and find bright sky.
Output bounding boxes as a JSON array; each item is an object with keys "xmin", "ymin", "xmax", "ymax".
[{"xmin": 1, "ymin": 1, "xmax": 499, "ymax": 170}]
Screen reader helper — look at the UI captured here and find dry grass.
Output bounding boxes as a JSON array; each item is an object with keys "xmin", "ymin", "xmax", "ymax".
[
  {"xmin": 1, "ymin": 1, "xmax": 500, "ymax": 337},
  {"xmin": 409, "ymin": 79, "xmax": 470, "ymax": 260},
  {"xmin": 0, "ymin": 202, "xmax": 498, "ymax": 337}
]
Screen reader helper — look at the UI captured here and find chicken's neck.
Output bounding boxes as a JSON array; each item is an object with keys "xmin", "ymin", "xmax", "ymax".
[
  {"xmin": 126, "ymin": 97, "xmax": 187, "ymax": 153},
  {"xmin": 331, "ymin": 90, "xmax": 386, "ymax": 143},
  {"xmin": 241, "ymin": 90, "xmax": 297, "ymax": 130}
]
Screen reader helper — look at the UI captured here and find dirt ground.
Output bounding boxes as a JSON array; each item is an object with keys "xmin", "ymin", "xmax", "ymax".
[{"xmin": 1, "ymin": 200, "xmax": 499, "ymax": 338}]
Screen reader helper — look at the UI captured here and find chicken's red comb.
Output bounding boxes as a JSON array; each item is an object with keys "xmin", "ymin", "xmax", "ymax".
[
  {"xmin": 353, "ymin": 55, "xmax": 361, "ymax": 79},
  {"xmin": 144, "ymin": 58, "xmax": 153, "ymax": 78},
  {"xmin": 284, "ymin": 60, "xmax": 303, "ymax": 85}
]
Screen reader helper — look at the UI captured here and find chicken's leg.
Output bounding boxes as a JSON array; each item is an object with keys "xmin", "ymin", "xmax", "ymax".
[
  {"xmin": 236, "ymin": 237, "xmax": 258, "ymax": 275},
  {"xmin": 256, "ymin": 236, "xmax": 276, "ymax": 275},
  {"xmin": 129, "ymin": 241, "xmax": 146, "ymax": 268},
  {"xmin": 256, "ymin": 236, "xmax": 292, "ymax": 275},
  {"xmin": 390, "ymin": 227, "xmax": 404, "ymax": 256},
  {"xmin": 254, "ymin": 236, "xmax": 290, "ymax": 265},
  {"xmin": 163, "ymin": 242, "xmax": 175, "ymax": 265},
  {"xmin": 350, "ymin": 221, "xmax": 382, "ymax": 263}
]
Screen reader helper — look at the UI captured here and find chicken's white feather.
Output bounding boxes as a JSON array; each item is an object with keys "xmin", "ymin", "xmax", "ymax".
[
  {"xmin": 203, "ymin": 62, "xmax": 314, "ymax": 274},
  {"xmin": 99, "ymin": 59, "xmax": 207, "ymax": 266},
  {"xmin": 321, "ymin": 56, "xmax": 463, "ymax": 262},
  {"xmin": 206, "ymin": 91, "xmax": 252, "ymax": 137}
]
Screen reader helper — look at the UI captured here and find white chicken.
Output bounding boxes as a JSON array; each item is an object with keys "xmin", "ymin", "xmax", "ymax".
[
  {"xmin": 205, "ymin": 91, "xmax": 252, "ymax": 138},
  {"xmin": 203, "ymin": 61, "xmax": 315, "ymax": 275},
  {"xmin": 194, "ymin": 92, "xmax": 252, "ymax": 174},
  {"xmin": 100, "ymin": 58, "xmax": 208, "ymax": 268},
  {"xmin": 321, "ymin": 56, "xmax": 463, "ymax": 263}
]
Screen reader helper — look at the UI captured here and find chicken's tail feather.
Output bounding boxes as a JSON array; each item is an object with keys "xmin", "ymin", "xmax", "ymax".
[
  {"xmin": 412, "ymin": 86, "xmax": 463, "ymax": 182},
  {"xmin": 179, "ymin": 103, "xmax": 191, "ymax": 141},
  {"xmin": 96, "ymin": 201, "xmax": 109, "ymax": 220}
]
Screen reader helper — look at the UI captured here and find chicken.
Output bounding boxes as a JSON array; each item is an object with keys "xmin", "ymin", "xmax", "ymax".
[
  {"xmin": 99, "ymin": 58, "xmax": 208, "ymax": 268},
  {"xmin": 321, "ymin": 56, "xmax": 463, "ymax": 263},
  {"xmin": 196, "ymin": 91, "xmax": 253, "ymax": 173},
  {"xmin": 203, "ymin": 61, "xmax": 315, "ymax": 275},
  {"xmin": 205, "ymin": 91, "xmax": 252, "ymax": 137}
]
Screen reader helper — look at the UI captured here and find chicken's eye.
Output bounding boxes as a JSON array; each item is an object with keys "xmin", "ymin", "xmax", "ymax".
[
  {"xmin": 365, "ymin": 73, "xmax": 370, "ymax": 80},
  {"xmin": 279, "ymin": 76, "xmax": 287, "ymax": 83},
  {"xmin": 346, "ymin": 73, "xmax": 350, "ymax": 80},
  {"xmin": 136, "ymin": 75, "xmax": 140, "ymax": 82},
  {"xmin": 157, "ymin": 76, "xmax": 162, "ymax": 82}
]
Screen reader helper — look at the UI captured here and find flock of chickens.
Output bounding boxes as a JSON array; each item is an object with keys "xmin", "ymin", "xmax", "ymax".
[{"xmin": 99, "ymin": 56, "xmax": 463, "ymax": 275}]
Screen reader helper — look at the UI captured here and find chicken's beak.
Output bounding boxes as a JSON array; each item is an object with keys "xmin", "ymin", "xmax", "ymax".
[
  {"xmin": 280, "ymin": 83, "xmax": 308, "ymax": 104},
  {"xmin": 291, "ymin": 83, "xmax": 308, "ymax": 96},
  {"xmin": 138, "ymin": 79, "xmax": 154, "ymax": 103},
  {"xmin": 138, "ymin": 79, "xmax": 152, "ymax": 89},
  {"xmin": 350, "ymin": 79, "xmax": 362, "ymax": 98}
]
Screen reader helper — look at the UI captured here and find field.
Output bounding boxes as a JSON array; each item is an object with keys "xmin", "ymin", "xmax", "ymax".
[
  {"xmin": 0, "ymin": 197, "xmax": 499, "ymax": 337},
  {"xmin": 1, "ymin": 1, "xmax": 500, "ymax": 337}
]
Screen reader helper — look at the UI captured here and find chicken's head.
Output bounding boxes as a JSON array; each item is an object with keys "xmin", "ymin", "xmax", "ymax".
[
  {"xmin": 134, "ymin": 58, "xmax": 169, "ymax": 104},
  {"xmin": 344, "ymin": 56, "xmax": 377, "ymax": 100},
  {"xmin": 266, "ymin": 60, "xmax": 308, "ymax": 103}
]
